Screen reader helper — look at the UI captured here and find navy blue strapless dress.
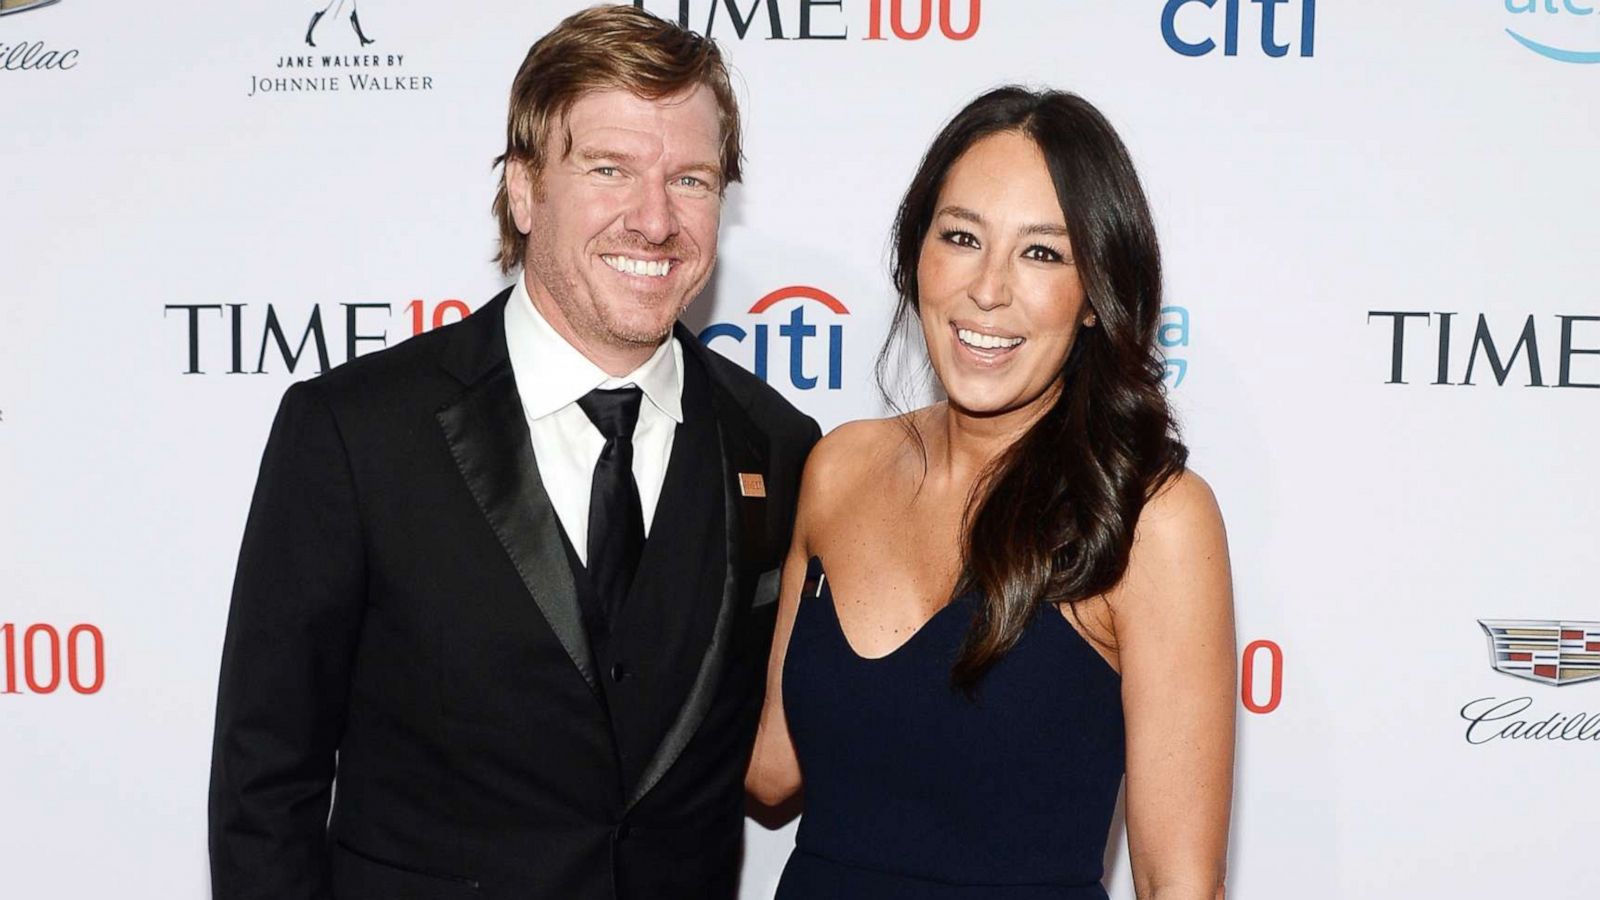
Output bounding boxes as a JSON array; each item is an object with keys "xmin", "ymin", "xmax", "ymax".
[{"xmin": 776, "ymin": 557, "xmax": 1124, "ymax": 899}]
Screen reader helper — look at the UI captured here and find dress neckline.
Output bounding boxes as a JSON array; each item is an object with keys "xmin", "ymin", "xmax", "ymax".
[
  {"xmin": 804, "ymin": 555, "xmax": 1122, "ymax": 680},
  {"xmin": 808, "ymin": 555, "xmax": 971, "ymax": 663}
]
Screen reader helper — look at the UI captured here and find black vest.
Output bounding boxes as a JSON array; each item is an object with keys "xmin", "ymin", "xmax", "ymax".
[{"xmin": 560, "ymin": 350, "xmax": 727, "ymax": 793}]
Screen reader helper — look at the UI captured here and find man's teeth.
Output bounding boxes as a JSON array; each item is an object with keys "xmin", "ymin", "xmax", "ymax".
[
  {"xmin": 602, "ymin": 255, "xmax": 673, "ymax": 277},
  {"xmin": 957, "ymin": 328, "xmax": 1024, "ymax": 350}
]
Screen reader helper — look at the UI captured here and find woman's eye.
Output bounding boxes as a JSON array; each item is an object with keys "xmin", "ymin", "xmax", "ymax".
[
  {"xmin": 940, "ymin": 229, "xmax": 979, "ymax": 249},
  {"xmin": 1024, "ymin": 245, "xmax": 1064, "ymax": 263}
]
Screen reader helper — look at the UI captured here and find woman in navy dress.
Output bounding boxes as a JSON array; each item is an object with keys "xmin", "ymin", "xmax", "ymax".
[{"xmin": 747, "ymin": 87, "xmax": 1236, "ymax": 900}]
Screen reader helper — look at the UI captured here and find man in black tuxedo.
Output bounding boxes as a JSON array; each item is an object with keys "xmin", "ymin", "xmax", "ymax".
[{"xmin": 208, "ymin": 7, "xmax": 819, "ymax": 899}]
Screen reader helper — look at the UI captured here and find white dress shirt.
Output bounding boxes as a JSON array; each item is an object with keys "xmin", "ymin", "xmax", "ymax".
[{"xmin": 503, "ymin": 276, "xmax": 684, "ymax": 566}]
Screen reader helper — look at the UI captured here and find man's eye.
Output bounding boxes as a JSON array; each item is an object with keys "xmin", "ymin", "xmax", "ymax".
[
  {"xmin": 593, "ymin": 166, "xmax": 620, "ymax": 177},
  {"xmin": 676, "ymin": 175, "xmax": 708, "ymax": 189},
  {"xmin": 939, "ymin": 229, "xmax": 979, "ymax": 249}
]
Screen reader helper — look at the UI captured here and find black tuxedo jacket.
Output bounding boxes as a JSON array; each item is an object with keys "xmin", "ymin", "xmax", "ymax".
[{"xmin": 209, "ymin": 288, "xmax": 819, "ymax": 900}]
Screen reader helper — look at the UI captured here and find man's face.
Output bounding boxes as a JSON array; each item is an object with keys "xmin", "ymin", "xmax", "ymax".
[{"xmin": 508, "ymin": 86, "xmax": 725, "ymax": 372}]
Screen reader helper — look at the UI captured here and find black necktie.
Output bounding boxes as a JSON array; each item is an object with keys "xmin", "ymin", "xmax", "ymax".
[{"xmin": 577, "ymin": 386, "xmax": 646, "ymax": 638}]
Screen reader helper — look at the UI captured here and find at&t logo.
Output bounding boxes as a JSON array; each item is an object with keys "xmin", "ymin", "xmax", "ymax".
[
  {"xmin": 1503, "ymin": 0, "xmax": 1600, "ymax": 63},
  {"xmin": 1160, "ymin": 305, "xmax": 1191, "ymax": 388},
  {"xmin": 1162, "ymin": 0, "xmax": 1316, "ymax": 58},
  {"xmin": 701, "ymin": 286, "xmax": 849, "ymax": 390}
]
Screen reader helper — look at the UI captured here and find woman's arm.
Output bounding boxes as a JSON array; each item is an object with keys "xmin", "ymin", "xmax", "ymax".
[
  {"xmin": 745, "ymin": 422, "xmax": 858, "ymax": 806},
  {"xmin": 1113, "ymin": 470, "xmax": 1236, "ymax": 900},
  {"xmin": 743, "ymin": 514, "xmax": 814, "ymax": 806}
]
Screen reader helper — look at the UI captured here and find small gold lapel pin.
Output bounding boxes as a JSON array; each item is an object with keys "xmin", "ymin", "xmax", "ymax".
[{"xmin": 738, "ymin": 473, "xmax": 767, "ymax": 498}]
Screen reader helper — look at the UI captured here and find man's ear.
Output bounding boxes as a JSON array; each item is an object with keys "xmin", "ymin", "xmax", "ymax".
[{"xmin": 506, "ymin": 157, "xmax": 538, "ymax": 236}]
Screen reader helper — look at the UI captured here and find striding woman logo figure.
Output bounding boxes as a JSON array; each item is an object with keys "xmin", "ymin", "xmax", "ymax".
[{"xmin": 304, "ymin": 0, "xmax": 375, "ymax": 47}]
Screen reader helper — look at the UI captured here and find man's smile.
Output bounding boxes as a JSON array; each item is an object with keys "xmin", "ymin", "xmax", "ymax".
[{"xmin": 601, "ymin": 254, "xmax": 677, "ymax": 278}]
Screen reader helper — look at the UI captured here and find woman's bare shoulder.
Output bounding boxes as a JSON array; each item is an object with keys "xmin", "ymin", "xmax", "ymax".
[
  {"xmin": 799, "ymin": 414, "xmax": 923, "ymax": 509},
  {"xmin": 1137, "ymin": 468, "xmax": 1225, "ymax": 552},
  {"xmin": 1107, "ymin": 467, "xmax": 1231, "ymax": 620}
]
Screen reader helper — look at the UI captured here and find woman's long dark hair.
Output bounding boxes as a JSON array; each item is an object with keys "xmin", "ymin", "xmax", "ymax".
[{"xmin": 883, "ymin": 86, "xmax": 1188, "ymax": 691}]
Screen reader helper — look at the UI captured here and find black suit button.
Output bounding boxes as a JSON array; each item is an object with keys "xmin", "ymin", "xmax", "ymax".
[
  {"xmin": 610, "ymin": 662, "xmax": 629, "ymax": 683},
  {"xmin": 615, "ymin": 822, "xmax": 632, "ymax": 841}
]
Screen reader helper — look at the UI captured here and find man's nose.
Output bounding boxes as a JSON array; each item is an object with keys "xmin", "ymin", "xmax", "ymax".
[{"xmin": 624, "ymin": 180, "xmax": 680, "ymax": 245}]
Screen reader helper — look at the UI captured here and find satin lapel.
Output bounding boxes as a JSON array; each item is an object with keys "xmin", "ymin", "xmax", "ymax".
[
  {"xmin": 436, "ymin": 362, "xmax": 599, "ymax": 694},
  {"xmin": 625, "ymin": 348, "xmax": 769, "ymax": 811}
]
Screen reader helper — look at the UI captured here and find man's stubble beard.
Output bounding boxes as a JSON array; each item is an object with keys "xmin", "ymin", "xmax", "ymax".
[{"xmin": 524, "ymin": 239, "xmax": 708, "ymax": 352}]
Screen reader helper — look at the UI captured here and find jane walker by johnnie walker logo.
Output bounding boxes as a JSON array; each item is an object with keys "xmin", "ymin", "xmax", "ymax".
[{"xmin": 248, "ymin": 2, "xmax": 435, "ymax": 98}]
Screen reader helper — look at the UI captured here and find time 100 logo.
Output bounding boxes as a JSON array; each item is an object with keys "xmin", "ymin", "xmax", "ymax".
[
  {"xmin": 632, "ymin": 0, "xmax": 981, "ymax": 41},
  {"xmin": 2, "ymin": 623, "xmax": 105, "ymax": 696},
  {"xmin": 1241, "ymin": 639, "xmax": 1283, "ymax": 714}
]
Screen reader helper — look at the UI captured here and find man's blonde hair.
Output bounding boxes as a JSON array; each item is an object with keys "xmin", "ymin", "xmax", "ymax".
[{"xmin": 492, "ymin": 5, "xmax": 743, "ymax": 274}]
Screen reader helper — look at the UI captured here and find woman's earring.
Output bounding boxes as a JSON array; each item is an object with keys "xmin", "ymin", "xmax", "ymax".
[{"xmin": 1083, "ymin": 312, "xmax": 1098, "ymax": 327}]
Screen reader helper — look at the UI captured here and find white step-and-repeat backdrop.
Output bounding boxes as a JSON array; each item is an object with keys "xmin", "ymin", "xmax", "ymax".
[{"xmin": 3, "ymin": 1, "xmax": 1597, "ymax": 897}]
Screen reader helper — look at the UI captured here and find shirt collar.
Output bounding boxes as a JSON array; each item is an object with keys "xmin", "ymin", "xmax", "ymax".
[{"xmin": 504, "ymin": 274, "xmax": 684, "ymax": 424}]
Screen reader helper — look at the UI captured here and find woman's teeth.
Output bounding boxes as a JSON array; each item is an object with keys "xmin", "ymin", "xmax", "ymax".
[
  {"xmin": 602, "ymin": 255, "xmax": 673, "ymax": 277},
  {"xmin": 957, "ymin": 328, "xmax": 1024, "ymax": 350}
]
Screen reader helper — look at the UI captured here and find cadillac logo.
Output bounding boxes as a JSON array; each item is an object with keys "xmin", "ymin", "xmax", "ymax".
[
  {"xmin": 1480, "ymin": 620, "xmax": 1600, "ymax": 687},
  {"xmin": 0, "ymin": 0, "xmax": 61, "ymax": 15}
]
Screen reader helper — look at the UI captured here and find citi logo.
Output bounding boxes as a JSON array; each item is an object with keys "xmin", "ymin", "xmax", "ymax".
[
  {"xmin": 1367, "ymin": 311, "xmax": 1600, "ymax": 388},
  {"xmin": 1504, "ymin": 0, "xmax": 1600, "ymax": 64},
  {"xmin": 700, "ymin": 286, "xmax": 848, "ymax": 390},
  {"xmin": 1162, "ymin": 0, "xmax": 1316, "ymax": 58},
  {"xmin": 632, "ymin": 0, "xmax": 979, "ymax": 41}
]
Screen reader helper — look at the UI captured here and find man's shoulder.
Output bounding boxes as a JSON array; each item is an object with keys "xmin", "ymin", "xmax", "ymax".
[
  {"xmin": 303, "ymin": 322, "xmax": 456, "ymax": 401},
  {"xmin": 690, "ymin": 337, "xmax": 818, "ymax": 445},
  {"xmin": 287, "ymin": 299, "xmax": 499, "ymax": 423}
]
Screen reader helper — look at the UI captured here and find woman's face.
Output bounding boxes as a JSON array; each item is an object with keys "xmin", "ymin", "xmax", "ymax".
[{"xmin": 916, "ymin": 130, "xmax": 1092, "ymax": 420}]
